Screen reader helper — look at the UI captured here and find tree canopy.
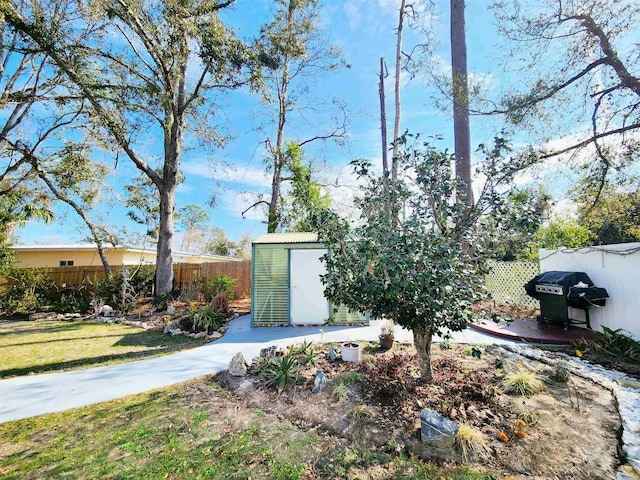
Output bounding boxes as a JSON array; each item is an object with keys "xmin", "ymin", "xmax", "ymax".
[{"xmin": 317, "ymin": 134, "xmax": 526, "ymax": 381}]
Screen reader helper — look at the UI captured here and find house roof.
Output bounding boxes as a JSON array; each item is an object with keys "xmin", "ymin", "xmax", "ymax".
[
  {"xmin": 12, "ymin": 244, "xmax": 241, "ymax": 261},
  {"xmin": 253, "ymin": 233, "xmax": 320, "ymax": 244}
]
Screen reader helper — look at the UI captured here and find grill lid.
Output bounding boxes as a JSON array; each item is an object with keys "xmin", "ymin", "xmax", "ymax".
[{"xmin": 524, "ymin": 271, "xmax": 595, "ymax": 299}]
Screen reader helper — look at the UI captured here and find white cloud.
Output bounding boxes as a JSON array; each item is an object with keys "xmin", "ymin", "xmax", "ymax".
[
  {"xmin": 343, "ymin": 2, "xmax": 362, "ymax": 30},
  {"xmin": 219, "ymin": 190, "xmax": 268, "ymax": 222},
  {"xmin": 182, "ymin": 160, "xmax": 272, "ymax": 189}
]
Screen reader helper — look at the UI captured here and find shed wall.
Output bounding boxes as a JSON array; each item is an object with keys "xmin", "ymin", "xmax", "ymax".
[{"xmin": 251, "ymin": 242, "xmax": 366, "ymax": 326}]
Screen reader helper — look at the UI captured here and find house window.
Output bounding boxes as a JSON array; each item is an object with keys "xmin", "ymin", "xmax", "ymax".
[{"xmin": 59, "ymin": 260, "xmax": 74, "ymax": 266}]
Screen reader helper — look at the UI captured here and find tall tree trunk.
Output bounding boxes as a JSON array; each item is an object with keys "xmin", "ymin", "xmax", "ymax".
[
  {"xmin": 155, "ymin": 54, "xmax": 186, "ymax": 295},
  {"xmin": 267, "ymin": 148, "xmax": 284, "ymax": 233},
  {"xmin": 267, "ymin": 0, "xmax": 295, "ymax": 234},
  {"xmin": 156, "ymin": 183, "xmax": 176, "ymax": 294},
  {"xmin": 379, "ymin": 57, "xmax": 389, "ymax": 176},
  {"xmin": 450, "ymin": 0, "xmax": 473, "ymax": 206},
  {"xmin": 413, "ymin": 324, "xmax": 434, "ymax": 382},
  {"xmin": 391, "ymin": 0, "xmax": 406, "ymax": 182}
]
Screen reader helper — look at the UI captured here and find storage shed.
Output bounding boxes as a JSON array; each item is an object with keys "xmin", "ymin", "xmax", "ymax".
[{"xmin": 251, "ymin": 233, "xmax": 367, "ymax": 326}]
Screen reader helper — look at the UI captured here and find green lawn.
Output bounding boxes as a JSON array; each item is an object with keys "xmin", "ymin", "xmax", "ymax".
[
  {"xmin": 0, "ymin": 378, "xmax": 501, "ymax": 480},
  {"xmin": 0, "ymin": 318, "xmax": 205, "ymax": 378}
]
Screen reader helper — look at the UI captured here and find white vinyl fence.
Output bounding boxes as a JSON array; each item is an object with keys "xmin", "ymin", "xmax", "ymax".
[{"xmin": 540, "ymin": 243, "xmax": 640, "ymax": 340}]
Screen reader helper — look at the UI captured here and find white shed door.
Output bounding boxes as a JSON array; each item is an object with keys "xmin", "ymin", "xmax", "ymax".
[{"xmin": 290, "ymin": 249, "xmax": 329, "ymax": 325}]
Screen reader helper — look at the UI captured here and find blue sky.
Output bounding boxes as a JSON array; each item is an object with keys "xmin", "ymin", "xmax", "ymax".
[{"xmin": 16, "ymin": 0, "xmax": 565, "ymax": 246}]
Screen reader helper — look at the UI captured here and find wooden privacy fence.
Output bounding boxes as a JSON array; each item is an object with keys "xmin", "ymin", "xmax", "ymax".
[
  {"xmin": 173, "ymin": 261, "xmax": 251, "ymax": 298},
  {"xmin": 34, "ymin": 260, "xmax": 252, "ymax": 299}
]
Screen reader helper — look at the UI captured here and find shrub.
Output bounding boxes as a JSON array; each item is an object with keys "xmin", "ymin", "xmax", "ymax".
[
  {"xmin": 0, "ymin": 267, "xmax": 53, "ymax": 314},
  {"xmin": 91, "ymin": 271, "xmax": 138, "ymax": 313},
  {"xmin": 152, "ymin": 293, "xmax": 171, "ymax": 311},
  {"xmin": 191, "ymin": 304, "xmax": 223, "ymax": 333},
  {"xmin": 195, "ymin": 274, "xmax": 236, "ymax": 307},
  {"xmin": 51, "ymin": 294, "xmax": 91, "ymax": 314},
  {"xmin": 599, "ymin": 327, "xmax": 640, "ymax": 360},
  {"xmin": 128, "ymin": 265, "xmax": 155, "ymax": 297},
  {"xmin": 550, "ymin": 360, "xmax": 570, "ymax": 383},
  {"xmin": 500, "ymin": 368, "xmax": 545, "ymax": 396}
]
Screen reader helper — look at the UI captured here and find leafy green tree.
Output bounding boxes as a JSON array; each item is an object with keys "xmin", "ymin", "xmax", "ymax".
[
  {"xmin": 481, "ymin": 187, "xmax": 551, "ymax": 260},
  {"xmin": 318, "ymin": 135, "xmax": 524, "ymax": 382},
  {"xmin": 536, "ymin": 217, "xmax": 594, "ymax": 250},
  {"xmin": 574, "ymin": 184, "xmax": 640, "ymax": 245},
  {"xmin": 0, "ymin": 185, "xmax": 53, "ymax": 270},
  {"xmin": 1, "ymin": 0, "xmax": 259, "ymax": 294},
  {"xmin": 177, "ymin": 204, "xmax": 209, "ymax": 251},
  {"xmin": 279, "ymin": 143, "xmax": 329, "ymax": 232},
  {"xmin": 203, "ymin": 227, "xmax": 249, "ymax": 258},
  {"xmin": 124, "ymin": 174, "xmax": 160, "ymax": 241}
]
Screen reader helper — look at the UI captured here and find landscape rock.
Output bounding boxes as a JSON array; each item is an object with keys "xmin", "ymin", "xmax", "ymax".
[
  {"xmin": 228, "ymin": 352, "xmax": 248, "ymax": 377},
  {"xmin": 28, "ymin": 312, "xmax": 52, "ymax": 321},
  {"xmin": 419, "ymin": 409, "xmax": 458, "ymax": 448},
  {"xmin": 208, "ymin": 331, "xmax": 223, "ymax": 340},
  {"xmin": 312, "ymin": 371, "xmax": 327, "ymax": 393},
  {"xmin": 192, "ymin": 332, "xmax": 206, "ymax": 339},
  {"xmin": 101, "ymin": 305, "xmax": 114, "ymax": 317},
  {"xmin": 163, "ymin": 321, "xmax": 181, "ymax": 334},
  {"xmin": 170, "ymin": 329, "xmax": 183, "ymax": 336},
  {"xmin": 260, "ymin": 346, "xmax": 278, "ymax": 357},
  {"xmin": 166, "ymin": 305, "xmax": 176, "ymax": 314},
  {"xmin": 328, "ymin": 346, "xmax": 338, "ymax": 361}
]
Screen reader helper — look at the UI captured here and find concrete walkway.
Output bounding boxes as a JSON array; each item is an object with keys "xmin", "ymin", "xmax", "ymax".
[{"xmin": 0, "ymin": 315, "xmax": 518, "ymax": 423}]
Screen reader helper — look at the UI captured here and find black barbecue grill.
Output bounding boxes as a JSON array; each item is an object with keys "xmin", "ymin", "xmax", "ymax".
[{"xmin": 524, "ymin": 271, "xmax": 609, "ymax": 330}]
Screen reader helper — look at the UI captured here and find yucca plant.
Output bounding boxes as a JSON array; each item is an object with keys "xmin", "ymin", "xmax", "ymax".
[
  {"xmin": 191, "ymin": 305, "xmax": 222, "ymax": 334},
  {"xmin": 261, "ymin": 353, "xmax": 300, "ymax": 392},
  {"xmin": 500, "ymin": 368, "xmax": 545, "ymax": 396},
  {"xmin": 296, "ymin": 341, "xmax": 320, "ymax": 365}
]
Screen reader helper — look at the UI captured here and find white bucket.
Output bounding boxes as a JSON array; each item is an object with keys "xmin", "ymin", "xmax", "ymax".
[{"xmin": 341, "ymin": 342, "xmax": 361, "ymax": 362}]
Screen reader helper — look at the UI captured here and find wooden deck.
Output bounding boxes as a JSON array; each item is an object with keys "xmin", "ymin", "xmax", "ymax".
[{"xmin": 470, "ymin": 318, "xmax": 601, "ymax": 345}]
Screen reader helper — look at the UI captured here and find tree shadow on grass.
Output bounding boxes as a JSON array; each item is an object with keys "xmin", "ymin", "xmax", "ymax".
[
  {"xmin": 113, "ymin": 331, "xmax": 197, "ymax": 348},
  {"xmin": 0, "ymin": 320, "xmax": 84, "ymax": 337},
  {"xmin": 0, "ymin": 333, "xmax": 130, "ymax": 349},
  {"xmin": 0, "ymin": 347, "xmax": 187, "ymax": 378},
  {"xmin": 0, "ymin": 331, "xmax": 205, "ymax": 379}
]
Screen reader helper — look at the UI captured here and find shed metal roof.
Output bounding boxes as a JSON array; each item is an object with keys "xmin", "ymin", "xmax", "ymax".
[{"xmin": 253, "ymin": 233, "xmax": 320, "ymax": 244}]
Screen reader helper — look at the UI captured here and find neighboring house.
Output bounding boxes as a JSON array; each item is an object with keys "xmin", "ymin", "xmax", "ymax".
[
  {"xmin": 12, "ymin": 244, "xmax": 239, "ymax": 268},
  {"xmin": 251, "ymin": 232, "xmax": 367, "ymax": 326}
]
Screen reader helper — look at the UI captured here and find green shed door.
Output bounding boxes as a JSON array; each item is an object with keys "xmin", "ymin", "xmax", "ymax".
[{"xmin": 252, "ymin": 245, "xmax": 289, "ymax": 325}]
